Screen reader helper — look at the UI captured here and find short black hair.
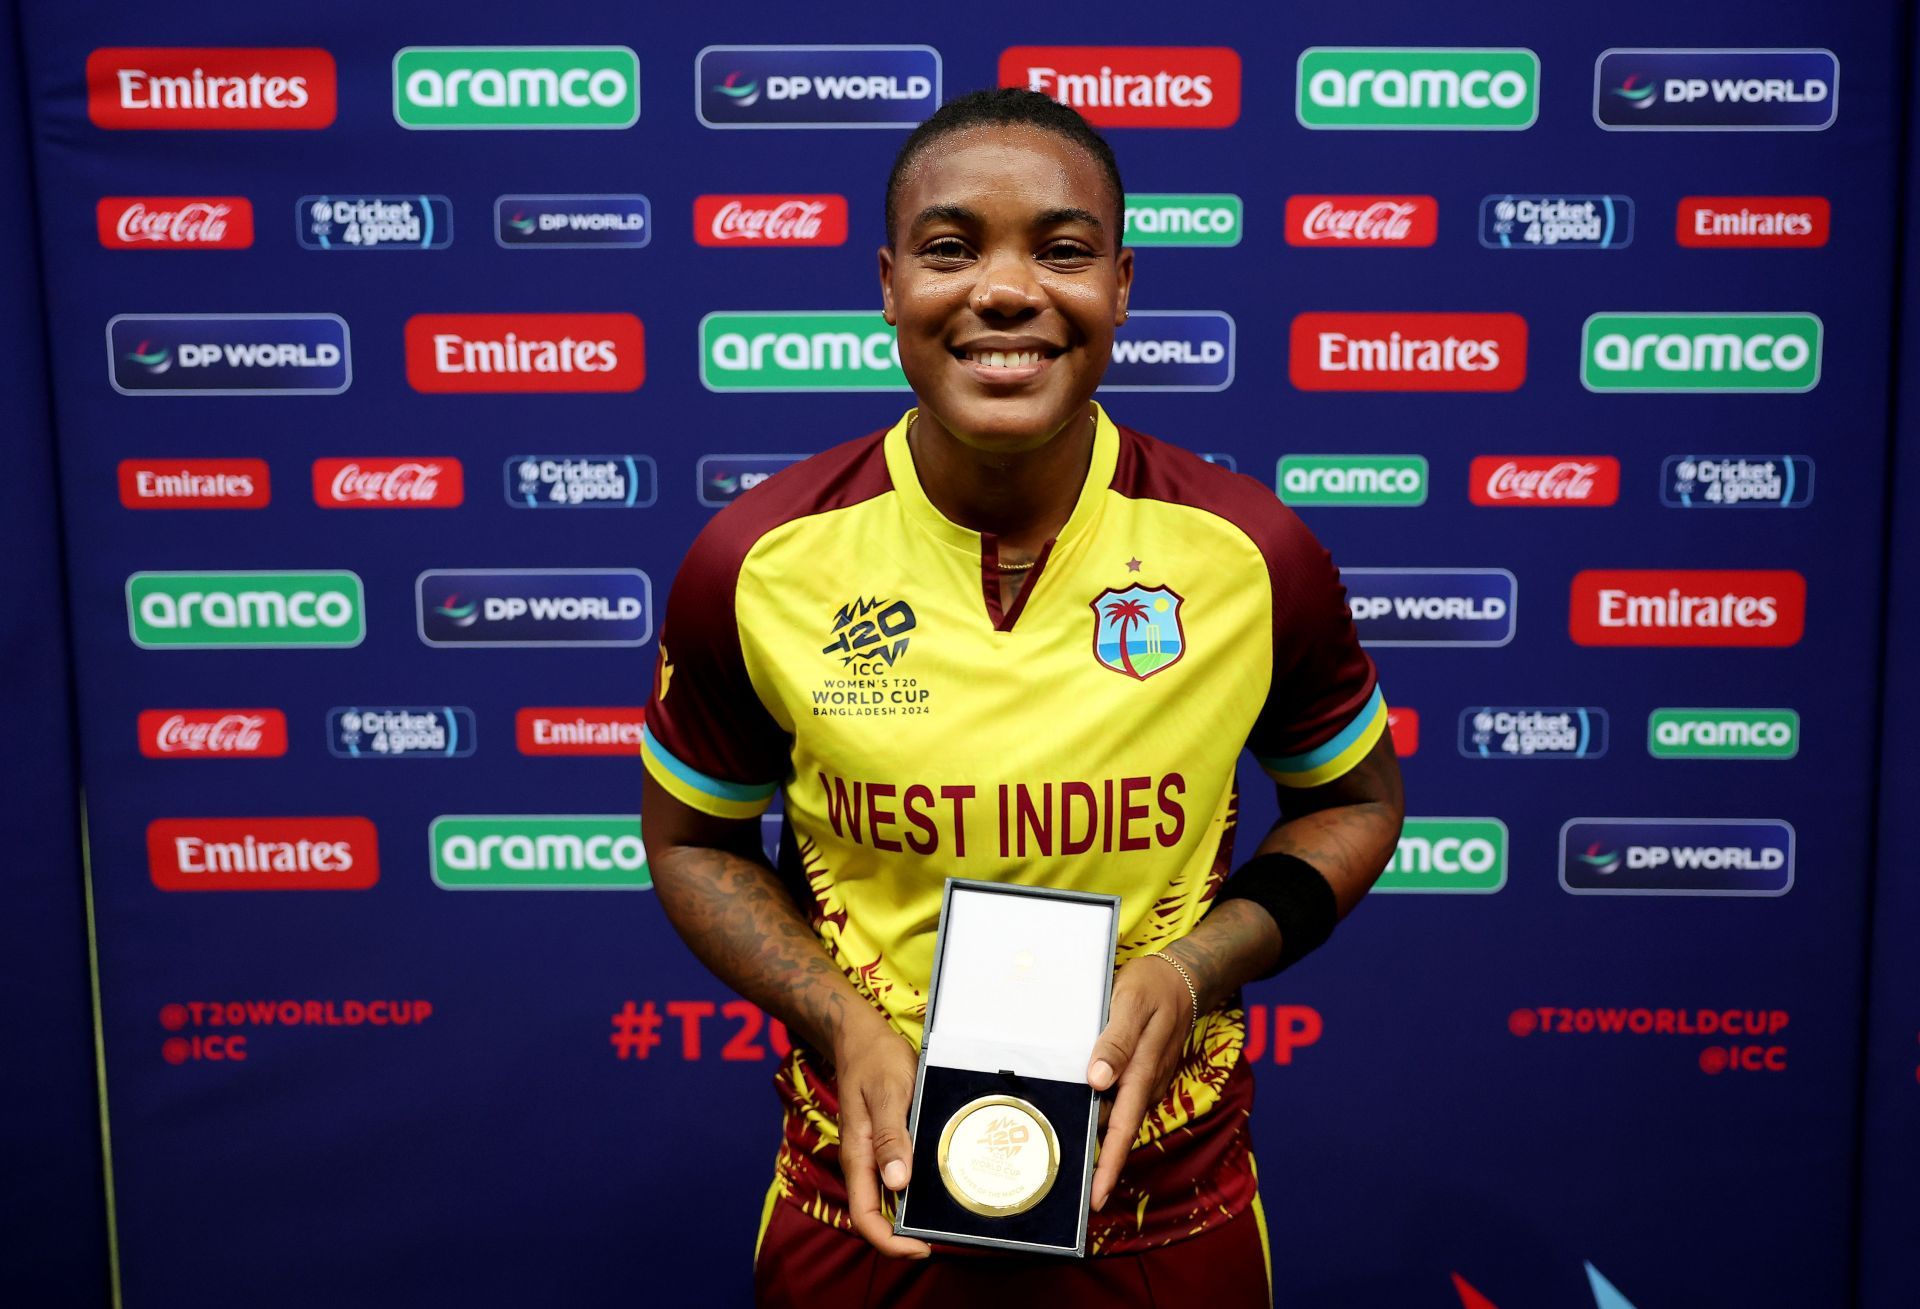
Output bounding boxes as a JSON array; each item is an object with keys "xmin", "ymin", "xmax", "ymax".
[{"xmin": 884, "ymin": 87, "xmax": 1125, "ymax": 246}]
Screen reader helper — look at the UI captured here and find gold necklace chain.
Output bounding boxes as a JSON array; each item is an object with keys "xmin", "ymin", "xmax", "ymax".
[{"xmin": 909, "ymin": 409, "xmax": 1094, "ymax": 574}]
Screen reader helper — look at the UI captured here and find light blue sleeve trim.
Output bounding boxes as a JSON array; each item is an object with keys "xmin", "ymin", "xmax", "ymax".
[
  {"xmin": 1257, "ymin": 685, "xmax": 1386, "ymax": 774},
  {"xmin": 641, "ymin": 723, "xmax": 777, "ymax": 802}
]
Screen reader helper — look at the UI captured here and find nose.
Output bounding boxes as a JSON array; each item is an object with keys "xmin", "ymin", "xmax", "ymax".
[{"xmin": 968, "ymin": 247, "xmax": 1045, "ymax": 318}]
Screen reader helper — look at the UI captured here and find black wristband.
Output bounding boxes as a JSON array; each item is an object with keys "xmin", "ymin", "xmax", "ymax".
[{"xmin": 1214, "ymin": 852, "xmax": 1338, "ymax": 980}]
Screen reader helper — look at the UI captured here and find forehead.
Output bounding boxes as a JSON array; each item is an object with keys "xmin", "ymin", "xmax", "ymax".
[{"xmin": 899, "ymin": 124, "xmax": 1115, "ymax": 221}]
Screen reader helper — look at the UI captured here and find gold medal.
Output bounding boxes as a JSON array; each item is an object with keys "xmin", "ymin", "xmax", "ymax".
[{"xmin": 935, "ymin": 1094, "xmax": 1060, "ymax": 1217}]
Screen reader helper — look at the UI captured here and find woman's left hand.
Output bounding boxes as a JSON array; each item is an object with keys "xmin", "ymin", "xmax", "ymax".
[{"xmin": 1085, "ymin": 952, "xmax": 1197, "ymax": 1211}]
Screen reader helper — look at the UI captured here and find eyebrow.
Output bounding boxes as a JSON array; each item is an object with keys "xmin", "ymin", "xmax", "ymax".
[{"xmin": 908, "ymin": 203, "xmax": 1108, "ymax": 234}]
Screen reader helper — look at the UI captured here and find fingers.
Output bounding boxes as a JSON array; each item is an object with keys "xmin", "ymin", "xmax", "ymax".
[
  {"xmin": 1091, "ymin": 1059, "xmax": 1155, "ymax": 1212},
  {"xmin": 842, "ymin": 1088, "xmax": 931, "ymax": 1259},
  {"xmin": 1087, "ymin": 988, "xmax": 1148, "ymax": 1093}
]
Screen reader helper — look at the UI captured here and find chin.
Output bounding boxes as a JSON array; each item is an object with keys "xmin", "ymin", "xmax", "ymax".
[{"xmin": 932, "ymin": 395, "xmax": 1084, "ymax": 453}]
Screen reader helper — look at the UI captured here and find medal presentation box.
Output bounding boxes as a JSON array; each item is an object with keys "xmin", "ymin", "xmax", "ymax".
[{"xmin": 894, "ymin": 879, "xmax": 1120, "ymax": 1256}]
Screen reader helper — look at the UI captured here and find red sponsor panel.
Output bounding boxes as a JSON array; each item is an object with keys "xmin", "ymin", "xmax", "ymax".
[
  {"xmin": 1470, "ymin": 456, "xmax": 1620, "ymax": 506},
  {"xmin": 87, "ymin": 48, "xmax": 336, "ymax": 129},
  {"xmin": 1285, "ymin": 195, "xmax": 1437, "ymax": 248},
  {"xmin": 118, "ymin": 458, "xmax": 270, "ymax": 509},
  {"xmin": 148, "ymin": 817, "xmax": 378, "ymax": 891},
  {"xmin": 313, "ymin": 457, "xmax": 463, "ymax": 508},
  {"xmin": 1290, "ymin": 312, "xmax": 1527, "ymax": 392},
  {"xmin": 1569, "ymin": 570, "xmax": 1805, "ymax": 647},
  {"xmin": 405, "ymin": 313, "xmax": 644, "ymax": 393},
  {"xmin": 517, "ymin": 707, "xmax": 647, "ymax": 756},
  {"xmin": 139, "ymin": 709, "xmax": 288, "ymax": 758},
  {"xmin": 1676, "ymin": 196, "xmax": 1830, "ymax": 249},
  {"xmin": 1386, "ymin": 708, "xmax": 1419, "ymax": 757},
  {"xmin": 98, "ymin": 196, "xmax": 253, "ymax": 249},
  {"xmin": 1000, "ymin": 46, "xmax": 1241, "ymax": 128},
  {"xmin": 694, "ymin": 194, "xmax": 848, "ymax": 247}
]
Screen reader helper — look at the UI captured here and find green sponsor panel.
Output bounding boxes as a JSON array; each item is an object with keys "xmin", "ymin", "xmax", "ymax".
[
  {"xmin": 1297, "ymin": 48, "xmax": 1539, "ymax": 129},
  {"xmin": 700, "ymin": 312, "xmax": 907, "ymax": 392},
  {"xmin": 1648, "ymin": 709, "xmax": 1800, "ymax": 759},
  {"xmin": 394, "ymin": 47, "xmax": 639, "ymax": 129},
  {"xmin": 1278, "ymin": 454, "xmax": 1428, "ymax": 506},
  {"xmin": 431, "ymin": 815, "xmax": 650, "ymax": 889},
  {"xmin": 1582, "ymin": 313, "xmax": 1823, "ymax": 392},
  {"xmin": 1375, "ymin": 818, "xmax": 1508, "ymax": 893},
  {"xmin": 128, "ymin": 571, "xmax": 364, "ymax": 648},
  {"xmin": 1124, "ymin": 194, "xmax": 1243, "ymax": 247}
]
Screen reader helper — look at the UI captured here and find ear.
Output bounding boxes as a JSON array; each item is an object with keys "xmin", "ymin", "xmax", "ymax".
[
  {"xmin": 1113, "ymin": 245, "xmax": 1134, "ymax": 326},
  {"xmin": 878, "ymin": 244, "xmax": 897, "ymax": 326}
]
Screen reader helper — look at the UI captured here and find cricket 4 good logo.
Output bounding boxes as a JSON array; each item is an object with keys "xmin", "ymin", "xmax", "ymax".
[
  {"xmin": 1649, "ymin": 709, "xmax": 1799, "ymax": 760},
  {"xmin": 328, "ymin": 707, "xmax": 475, "ymax": 759},
  {"xmin": 1376, "ymin": 818, "xmax": 1507, "ymax": 893},
  {"xmin": 496, "ymin": 195, "xmax": 649, "ymax": 249},
  {"xmin": 1569, "ymin": 569, "xmax": 1805, "ymax": 647},
  {"xmin": 393, "ymin": 47, "xmax": 638, "ymax": 129},
  {"xmin": 1297, "ymin": 48, "xmax": 1538, "ymax": 129},
  {"xmin": 1285, "ymin": 195, "xmax": 1436, "ymax": 247},
  {"xmin": 698, "ymin": 454, "xmax": 804, "ymax": 505},
  {"xmin": 1470, "ymin": 456, "xmax": 1619, "ymax": 506},
  {"xmin": 1595, "ymin": 49, "xmax": 1837, "ymax": 131},
  {"xmin": 313, "ymin": 458, "xmax": 462, "ymax": 508},
  {"xmin": 1124, "ymin": 195, "xmax": 1242, "ymax": 247},
  {"xmin": 1460, "ymin": 708, "xmax": 1608, "ymax": 759},
  {"xmin": 417, "ymin": 569, "xmax": 651, "ymax": 647},
  {"xmin": 1103, "ymin": 311, "xmax": 1234, "ymax": 391},
  {"xmin": 1582, "ymin": 313, "xmax": 1821, "ymax": 392},
  {"xmin": 700, "ymin": 312, "xmax": 904, "ymax": 391},
  {"xmin": 109, "ymin": 314, "xmax": 350, "ymax": 395},
  {"xmin": 119, "ymin": 458, "xmax": 269, "ymax": 509},
  {"xmin": 99, "ymin": 197, "xmax": 253, "ymax": 249},
  {"xmin": 1480, "ymin": 195, "xmax": 1633, "ymax": 249},
  {"xmin": 299, "ymin": 195, "xmax": 452, "ymax": 250},
  {"xmin": 695, "ymin": 195, "xmax": 848, "ymax": 247},
  {"xmin": 129, "ymin": 571, "xmax": 365, "ymax": 648},
  {"xmin": 506, "ymin": 455, "xmax": 657, "ymax": 509},
  {"xmin": 88, "ymin": 48, "xmax": 336, "ymax": 129},
  {"xmin": 517, "ymin": 707, "xmax": 647, "ymax": 756},
  {"xmin": 431, "ymin": 815, "xmax": 650, "ymax": 889},
  {"xmin": 148, "ymin": 817, "xmax": 378, "ymax": 891},
  {"xmin": 1662, "ymin": 455, "xmax": 1813, "ymax": 508},
  {"xmin": 139, "ymin": 709, "xmax": 287, "ymax": 758},
  {"xmin": 1003, "ymin": 46, "xmax": 1241, "ymax": 128},
  {"xmin": 1344, "ymin": 569, "xmax": 1515, "ymax": 646},
  {"xmin": 1677, "ymin": 196, "xmax": 1830, "ymax": 248},
  {"xmin": 1560, "ymin": 819, "xmax": 1794, "ymax": 896},
  {"xmin": 697, "ymin": 46, "xmax": 938, "ymax": 129},
  {"xmin": 1278, "ymin": 455, "xmax": 1428, "ymax": 506},
  {"xmin": 405, "ymin": 313, "xmax": 643, "ymax": 393},
  {"xmin": 1290, "ymin": 313, "xmax": 1526, "ymax": 392}
]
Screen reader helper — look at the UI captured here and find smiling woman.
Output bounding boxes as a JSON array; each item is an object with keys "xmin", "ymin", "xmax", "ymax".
[{"xmin": 638, "ymin": 88, "xmax": 1404, "ymax": 1309}]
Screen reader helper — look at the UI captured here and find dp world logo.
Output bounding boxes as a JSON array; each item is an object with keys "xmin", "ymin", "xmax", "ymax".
[
  {"xmin": 109, "ymin": 314, "xmax": 350, "ymax": 395},
  {"xmin": 696, "ymin": 46, "xmax": 940, "ymax": 129},
  {"xmin": 495, "ymin": 195, "xmax": 650, "ymax": 249},
  {"xmin": 1102, "ymin": 311, "xmax": 1234, "ymax": 391},
  {"xmin": 1595, "ymin": 49, "xmax": 1837, "ymax": 131},
  {"xmin": 1344, "ymin": 568, "xmax": 1515, "ymax": 646},
  {"xmin": 417, "ymin": 569, "xmax": 651, "ymax": 647},
  {"xmin": 1560, "ymin": 819, "xmax": 1794, "ymax": 896},
  {"xmin": 698, "ymin": 454, "xmax": 804, "ymax": 506}
]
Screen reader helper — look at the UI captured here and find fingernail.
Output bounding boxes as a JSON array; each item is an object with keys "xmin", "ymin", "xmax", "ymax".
[
  {"xmin": 1092, "ymin": 1193, "xmax": 1106, "ymax": 1212},
  {"xmin": 1090, "ymin": 1060, "xmax": 1113, "ymax": 1088},
  {"xmin": 883, "ymin": 1161, "xmax": 907, "ymax": 1190}
]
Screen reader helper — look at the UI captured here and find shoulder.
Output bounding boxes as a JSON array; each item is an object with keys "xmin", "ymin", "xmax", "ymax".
[
  {"xmin": 1107, "ymin": 421, "xmax": 1323, "ymax": 575},
  {"xmin": 679, "ymin": 429, "xmax": 894, "ymax": 587}
]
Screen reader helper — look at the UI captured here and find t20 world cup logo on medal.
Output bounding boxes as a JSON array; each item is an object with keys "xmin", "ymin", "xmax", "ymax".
[{"xmin": 936, "ymin": 1095, "xmax": 1060, "ymax": 1217}]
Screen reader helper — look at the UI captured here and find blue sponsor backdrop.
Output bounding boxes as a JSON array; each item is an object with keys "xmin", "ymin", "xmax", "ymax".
[{"xmin": 9, "ymin": 3, "xmax": 1916, "ymax": 1308}]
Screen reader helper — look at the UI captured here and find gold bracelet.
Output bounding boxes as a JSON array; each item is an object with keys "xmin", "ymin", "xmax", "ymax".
[{"xmin": 1148, "ymin": 952, "xmax": 1200, "ymax": 1033}]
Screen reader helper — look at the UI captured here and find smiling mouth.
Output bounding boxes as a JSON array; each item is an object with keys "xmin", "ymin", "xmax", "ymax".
[{"xmin": 952, "ymin": 346, "xmax": 1063, "ymax": 369}]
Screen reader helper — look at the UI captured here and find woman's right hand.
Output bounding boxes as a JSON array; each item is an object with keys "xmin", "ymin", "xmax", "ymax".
[{"xmin": 832, "ymin": 1012, "xmax": 933, "ymax": 1259}]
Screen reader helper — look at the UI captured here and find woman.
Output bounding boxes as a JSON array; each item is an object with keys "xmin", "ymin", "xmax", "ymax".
[{"xmin": 641, "ymin": 88, "xmax": 1404, "ymax": 1308}]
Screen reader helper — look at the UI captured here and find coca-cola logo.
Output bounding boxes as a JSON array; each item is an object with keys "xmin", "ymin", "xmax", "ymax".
[
  {"xmin": 312, "ymin": 457, "xmax": 463, "ymax": 509},
  {"xmin": 694, "ymin": 194, "xmax": 848, "ymax": 248},
  {"xmin": 1286, "ymin": 194, "xmax": 1436, "ymax": 247},
  {"xmin": 98, "ymin": 196, "xmax": 254, "ymax": 249},
  {"xmin": 139, "ymin": 709, "xmax": 287, "ymax": 759},
  {"xmin": 1471, "ymin": 456, "xmax": 1620, "ymax": 506}
]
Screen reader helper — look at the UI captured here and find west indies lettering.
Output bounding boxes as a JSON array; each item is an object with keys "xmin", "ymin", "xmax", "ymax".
[{"xmin": 814, "ymin": 771, "xmax": 1186, "ymax": 858}]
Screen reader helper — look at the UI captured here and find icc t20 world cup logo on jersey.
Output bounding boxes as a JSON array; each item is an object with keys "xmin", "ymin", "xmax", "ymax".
[{"xmin": 1090, "ymin": 585, "xmax": 1185, "ymax": 680}]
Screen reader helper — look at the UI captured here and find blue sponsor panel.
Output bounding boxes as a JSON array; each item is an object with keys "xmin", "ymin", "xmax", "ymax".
[
  {"xmin": 505, "ymin": 454, "xmax": 658, "ymax": 508},
  {"xmin": 1344, "ymin": 568, "xmax": 1516, "ymax": 647},
  {"xmin": 327, "ymin": 706, "xmax": 475, "ymax": 758},
  {"xmin": 1595, "ymin": 49, "xmax": 1838, "ymax": 130},
  {"xmin": 1662, "ymin": 455, "xmax": 1814, "ymax": 508},
  {"xmin": 1460, "ymin": 707, "xmax": 1609, "ymax": 758},
  {"xmin": 297, "ymin": 195, "xmax": 452, "ymax": 250},
  {"xmin": 696, "ymin": 453, "xmax": 805, "ymax": 506},
  {"xmin": 696, "ymin": 45, "xmax": 940, "ymax": 129},
  {"xmin": 1100, "ymin": 311, "xmax": 1235, "ymax": 392},
  {"xmin": 1561, "ymin": 818, "xmax": 1795, "ymax": 895},
  {"xmin": 1199, "ymin": 453, "xmax": 1237, "ymax": 470},
  {"xmin": 494, "ymin": 194, "xmax": 650, "ymax": 249},
  {"xmin": 107, "ymin": 314, "xmax": 350, "ymax": 395},
  {"xmin": 1479, "ymin": 194, "xmax": 1633, "ymax": 249},
  {"xmin": 416, "ymin": 568, "xmax": 652, "ymax": 647}
]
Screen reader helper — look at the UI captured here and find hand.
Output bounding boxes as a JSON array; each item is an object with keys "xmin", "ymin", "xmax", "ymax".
[
  {"xmin": 833, "ymin": 1013, "xmax": 933, "ymax": 1258},
  {"xmin": 1085, "ymin": 953, "xmax": 1195, "ymax": 1211}
]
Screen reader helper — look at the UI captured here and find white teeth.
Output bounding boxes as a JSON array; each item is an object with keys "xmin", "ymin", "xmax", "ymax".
[{"xmin": 969, "ymin": 350, "xmax": 1041, "ymax": 368}]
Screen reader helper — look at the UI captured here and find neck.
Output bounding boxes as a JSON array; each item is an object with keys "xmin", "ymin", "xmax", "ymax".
[{"xmin": 907, "ymin": 406, "xmax": 1095, "ymax": 552}]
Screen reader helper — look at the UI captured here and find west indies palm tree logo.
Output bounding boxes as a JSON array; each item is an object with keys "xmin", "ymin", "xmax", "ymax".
[{"xmin": 1090, "ymin": 585, "xmax": 1185, "ymax": 680}]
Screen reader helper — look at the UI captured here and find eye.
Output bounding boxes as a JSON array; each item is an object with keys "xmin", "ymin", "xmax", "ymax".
[
  {"xmin": 920, "ymin": 236, "xmax": 972, "ymax": 262},
  {"xmin": 1040, "ymin": 240, "xmax": 1095, "ymax": 264}
]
